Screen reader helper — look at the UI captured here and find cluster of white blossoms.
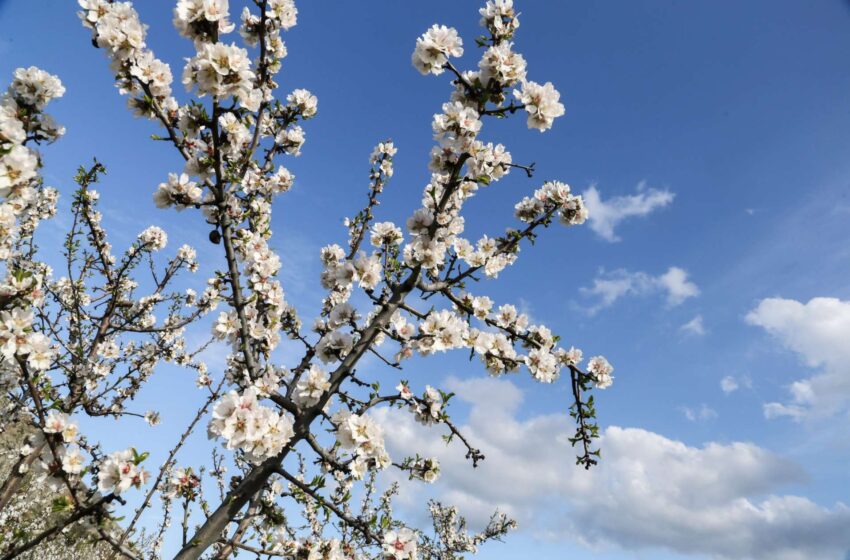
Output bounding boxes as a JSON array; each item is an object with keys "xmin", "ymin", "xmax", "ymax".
[
  {"xmin": 183, "ymin": 42, "xmax": 258, "ymax": 110},
  {"xmin": 514, "ymin": 180, "xmax": 588, "ymax": 227},
  {"xmin": 25, "ymin": 411, "xmax": 86, "ymax": 489},
  {"xmin": 409, "ymin": 456, "xmax": 441, "ymax": 483},
  {"xmin": 153, "ymin": 172, "xmax": 202, "ymax": 210},
  {"xmin": 371, "ymin": 221, "xmax": 403, "ymax": 248},
  {"xmin": 333, "ymin": 410, "xmax": 390, "ymax": 479},
  {"xmin": 292, "ymin": 364, "xmax": 330, "ymax": 408},
  {"xmin": 479, "ymin": 42, "xmax": 527, "ymax": 87},
  {"xmin": 412, "ymin": 25, "xmax": 464, "ymax": 76},
  {"xmin": 174, "ymin": 0, "xmax": 236, "ymax": 44},
  {"xmin": 413, "ymin": 310, "xmax": 469, "ymax": 356},
  {"xmin": 588, "ymin": 355, "xmax": 614, "ymax": 389},
  {"xmin": 0, "ymin": 309, "xmax": 54, "ymax": 372},
  {"xmin": 320, "ymin": 243, "xmax": 379, "ymax": 307},
  {"xmin": 315, "ymin": 329, "xmax": 354, "ymax": 364},
  {"xmin": 414, "ymin": 386, "xmax": 445, "ymax": 426},
  {"xmin": 208, "ymin": 387, "xmax": 295, "ymax": 463},
  {"xmin": 370, "ymin": 140, "xmax": 397, "ymax": 179},
  {"xmin": 98, "ymin": 448, "xmax": 149, "ymax": 495},
  {"xmin": 287, "ymin": 88, "xmax": 318, "ymax": 118},
  {"xmin": 0, "ymin": 67, "xmax": 63, "ymax": 259},
  {"xmin": 138, "ymin": 225, "xmax": 168, "ymax": 251},
  {"xmin": 479, "ymin": 0, "xmax": 520, "ymax": 39},
  {"xmin": 514, "ymin": 81, "xmax": 565, "ymax": 131},
  {"xmin": 268, "ymin": 535, "xmax": 350, "ymax": 560},
  {"xmin": 79, "ymin": 0, "xmax": 177, "ymax": 118},
  {"xmin": 162, "ymin": 466, "xmax": 201, "ymax": 500},
  {"xmin": 382, "ymin": 528, "xmax": 418, "ymax": 560},
  {"xmin": 0, "ymin": 69, "xmax": 62, "ymax": 376}
]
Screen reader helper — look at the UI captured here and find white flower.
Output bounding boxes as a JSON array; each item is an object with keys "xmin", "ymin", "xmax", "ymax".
[
  {"xmin": 208, "ymin": 388, "xmax": 295, "ymax": 463},
  {"xmin": 526, "ymin": 348, "xmax": 559, "ymax": 383},
  {"xmin": 0, "ymin": 145, "xmax": 38, "ymax": 196},
  {"xmin": 334, "ymin": 411, "xmax": 385, "ymax": 456},
  {"xmin": 406, "ymin": 208, "xmax": 433, "ymax": 235},
  {"xmin": 61, "ymin": 446, "xmax": 85, "ymax": 475},
  {"xmin": 353, "ymin": 253, "xmax": 382, "ymax": 290},
  {"xmin": 275, "ymin": 125, "xmax": 305, "ymax": 155},
  {"xmin": 416, "ymin": 310, "xmax": 468, "ymax": 355},
  {"xmin": 25, "ymin": 332, "xmax": 54, "ymax": 371},
  {"xmin": 213, "ymin": 310, "xmax": 239, "ymax": 341},
  {"xmin": 514, "ymin": 80, "xmax": 565, "ymax": 131},
  {"xmin": 43, "ymin": 411, "xmax": 78, "ymax": 443},
  {"xmin": 396, "ymin": 382, "xmax": 413, "ymax": 401},
  {"xmin": 383, "ymin": 528, "xmax": 418, "ymax": 560},
  {"xmin": 144, "ymin": 411, "xmax": 161, "ymax": 426},
  {"xmin": 293, "ymin": 365, "xmax": 330, "ymax": 408},
  {"xmin": 154, "ymin": 173, "xmax": 202, "ymax": 210},
  {"xmin": 164, "ymin": 466, "xmax": 200, "ymax": 499},
  {"xmin": 315, "ymin": 330, "xmax": 354, "ymax": 363},
  {"xmin": 10, "ymin": 66, "xmax": 65, "ymax": 109},
  {"xmin": 371, "ymin": 221, "xmax": 403, "ymax": 248},
  {"xmin": 470, "ymin": 295, "xmax": 492, "ymax": 320},
  {"xmin": 286, "ymin": 88, "xmax": 318, "ymax": 118},
  {"xmin": 177, "ymin": 244, "xmax": 197, "ymax": 263},
  {"xmin": 414, "ymin": 385, "xmax": 443, "ymax": 425},
  {"xmin": 138, "ymin": 226, "xmax": 168, "ymax": 250},
  {"xmin": 412, "ymin": 24, "xmax": 463, "ymax": 76},
  {"xmin": 480, "ymin": 0, "xmax": 520, "ymax": 38},
  {"xmin": 84, "ymin": 1, "xmax": 147, "ymax": 61},
  {"xmin": 98, "ymin": 448, "xmax": 148, "ymax": 494},
  {"xmin": 269, "ymin": 0, "xmax": 298, "ymax": 30},
  {"xmin": 433, "ymin": 101, "xmax": 481, "ymax": 140},
  {"xmin": 129, "ymin": 50, "xmax": 173, "ymax": 98},
  {"xmin": 558, "ymin": 346, "xmax": 583, "ymax": 367},
  {"xmin": 0, "ymin": 101, "xmax": 26, "ymax": 146},
  {"xmin": 174, "ymin": 0, "xmax": 235, "ymax": 42},
  {"xmin": 183, "ymin": 42, "xmax": 255, "ymax": 107},
  {"xmin": 412, "ymin": 457, "xmax": 440, "ymax": 483},
  {"xmin": 559, "ymin": 193, "xmax": 588, "ymax": 226},
  {"xmin": 587, "ymin": 355, "xmax": 614, "ymax": 389},
  {"xmin": 478, "ymin": 42, "xmax": 526, "ymax": 86}
]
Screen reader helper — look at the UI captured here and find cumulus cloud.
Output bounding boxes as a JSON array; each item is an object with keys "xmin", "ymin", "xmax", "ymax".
[
  {"xmin": 580, "ymin": 266, "xmax": 699, "ymax": 313},
  {"xmin": 377, "ymin": 377, "xmax": 850, "ymax": 560},
  {"xmin": 746, "ymin": 297, "xmax": 850, "ymax": 419},
  {"xmin": 582, "ymin": 182, "xmax": 674, "ymax": 242},
  {"xmin": 681, "ymin": 314, "xmax": 706, "ymax": 336}
]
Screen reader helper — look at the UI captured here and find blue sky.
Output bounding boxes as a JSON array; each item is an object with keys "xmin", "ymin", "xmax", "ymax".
[{"xmin": 3, "ymin": 0, "xmax": 850, "ymax": 558}]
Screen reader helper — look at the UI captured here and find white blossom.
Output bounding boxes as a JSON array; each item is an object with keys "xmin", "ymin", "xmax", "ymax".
[
  {"xmin": 383, "ymin": 528, "xmax": 418, "ymax": 560},
  {"xmin": 98, "ymin": 448, "xmax": 149, "ymax": 494},
  {"xmin": 587, "ymin": 355, "xmax": 614, "ymax": 389},
  {"xmin": 514, "ymin": 80, "xmax": 565, "ymax": 131},
  {"xmin": 412, "ymin": 25, "xmax": 463, "ymax": 76}
]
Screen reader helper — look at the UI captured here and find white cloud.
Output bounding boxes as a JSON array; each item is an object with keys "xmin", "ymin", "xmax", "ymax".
[
  {"xmin": 680, "ymin": 403, "xmax": 717, "ymax": 422},
  {"xmin": 746, "ymin": 297, "xmax": 850, "ymax": 419},
  {"xmin": 763, "ymin": 402, "xmax": 806, "ymax": 421},
  {"xmin": 582, "ymin": 182, "xmax": 674, "ymax": 242},
  {"xmin": 681, "ymin": 314, "xmax": 706, "ymax": 336},
  {"xmin": 658, "ymin": 267, "xmax": 700, "ymax": 305},
  {"xmin": 721, "ymin": 375, "xmax": 739, "ymax": 393},
  {"xmin": 721, "ymin": 375, "xmax": 752, "ymax": 394},
  {"xmin": 581, "ymin": 266, "xmax": 699, "ymax": 313},
  {"xmin": 377, "ymin": 377, "xmax": 850, "ymax": 559}
]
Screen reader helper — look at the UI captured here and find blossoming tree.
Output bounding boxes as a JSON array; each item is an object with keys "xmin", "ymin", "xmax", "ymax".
[{"xmin": 0, "ymin": 0, "xmax": 615, "ymax": 558}]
